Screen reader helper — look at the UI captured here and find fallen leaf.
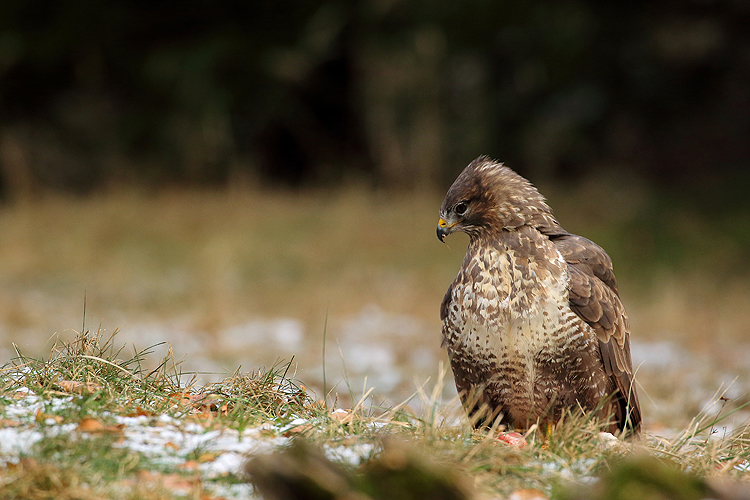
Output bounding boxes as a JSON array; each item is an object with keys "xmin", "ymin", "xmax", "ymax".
[
  {"xmin": 184, "ymin": 394, "xmax": 230, "ymax": 418},
  {"xmin": 76, "ymin": 418, "xmax": 125, "ymax": 435},
  {"xmin": 4, "ymin": 458, "xmax": 38, "ymax": 472},
  {"xmin": 180, "ymin": 460, "xmax": 201, "ymax": 471},
  {"xmin": 165, "ymin": 441, "xmax": 180, "ymax": 451},
  {"xmin": 198, "ymin": 453, "xmax": 216, "ymax": 463},
  {"xmin": 125, "ymin": 406, "xmax": 155, "ymax": 417},
  {"xmin": 57, "ymin": 380, "xmax": 102, "ymax": 395},
  {"xmin": 35, "ymin": 409, "xmax": 63, "ymax": 424},
  {"xmin": 169, "ymin": 392, "xmax": 194, "ymax": 407},
  {"xmin": 282, "ymin": 423, "xmax": 314, "ymax": 437},
  {"xmin": 77, "ymin": 418, "xmax": 105, "ymax": 432}
]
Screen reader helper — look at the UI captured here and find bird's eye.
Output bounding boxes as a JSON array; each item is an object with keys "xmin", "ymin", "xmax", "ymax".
[{"xmin": 454, "ymin": 202, "xmax": 468, "ymax": 216}]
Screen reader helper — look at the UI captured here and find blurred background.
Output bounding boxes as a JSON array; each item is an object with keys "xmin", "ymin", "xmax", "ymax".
[{"xmin": 1, "ymin": 0, "xmax": 749, "ymax": 432}]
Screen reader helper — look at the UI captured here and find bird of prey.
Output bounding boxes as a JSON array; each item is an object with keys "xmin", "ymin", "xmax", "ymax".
[{"xmin": 437, "ymin": 156, "xmax": 641, "ymax": 435}]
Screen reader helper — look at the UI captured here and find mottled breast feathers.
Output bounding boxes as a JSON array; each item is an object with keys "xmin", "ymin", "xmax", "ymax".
[{"xmin": 438, "ymin": 156, "xmax": 641, "ymax": 435}]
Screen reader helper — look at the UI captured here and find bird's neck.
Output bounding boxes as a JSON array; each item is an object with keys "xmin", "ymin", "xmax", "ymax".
[{"xmin": 469, "ymin": 225, "xmax": 557, "ymax": 261}]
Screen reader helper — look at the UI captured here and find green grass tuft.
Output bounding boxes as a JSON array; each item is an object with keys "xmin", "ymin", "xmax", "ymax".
[{"xmin": 1, "ymin": 328, "xmax": 749, "ymax": 500}]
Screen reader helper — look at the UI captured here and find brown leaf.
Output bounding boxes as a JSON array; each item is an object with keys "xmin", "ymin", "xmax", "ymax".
[
  {"xmin": 77, "ymin": 418, "xmax": 105, "ymax": 432},
  {"xmin": 282, "ymin": 423, "xmax": 314, "ymax": 437},
  {"xmin": 169, "ymin": 392, "xmax": 193, "ymax": 407},
  {"xmin": 180, "ymin": 460, "xmax": 201, "ymax": 471},
  {"xmin": 125, "ymin": 406, "xmax": 155, "ymax": 417},
  {"xmin": 4, "ymin": 458, "xmax": 38, "ymax": 472},
  {"xmin": 76, "ymin": 417, "xmax": 125, "ymax": 435},
  {"xmin": 186, "ymin": 394, "xmax": 229, "ymax": 418},
  {"xmin": 58, "ymin": 380, "xmax": 102, "ymax": 395},
  {"xmin": 35, "ymin": 409, "xmax": 63, "ymax": 424}
]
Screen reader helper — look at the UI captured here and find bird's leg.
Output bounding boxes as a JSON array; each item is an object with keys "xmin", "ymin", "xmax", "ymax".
[{"xmin": 541, "ymin": 422, "xmax": 553, "ymax": 449}]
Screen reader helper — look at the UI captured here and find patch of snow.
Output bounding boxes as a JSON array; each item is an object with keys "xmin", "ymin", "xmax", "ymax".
[
  {"xmin": 339, "ymin": 305, "xmax": 424, "ymax": 341},
  {"xmin": 0, "ymin": 390, "xmax": 293, "ymax": 492},
  {"xmin": 630, "ymin": 341, "xmax": 694, "ymax": 369},
  {"xmin": 342, "ymin": 344, "xmax": 394, "ymax": 372},
  {"xmin": 205, "ymin": 483, "xmax": 256, "ymax": 499},
  {"xmin": 323, "ymin": 442, "xmax": 375, "ymax": 466},
  {"xmin": 219, "ymin": 319, "xmax": 305, "ymax": 352},
  {"xmin": 111, "ymin": 414, "xmax": 290, "ymax": 478},
  {"xmin": 158, "ymin": 413, "xmax": 177, "ymax": 424},
  {"xmin": 278, "ymin": 417, "xmax": 308, "ymax": 433},
  {"xmin": 0, "ymin": 427, "xmax": 44, "ymax": 457},
  {"xmin": 3, "ymin": 398, "xmax": 43, "ymax": 420}
]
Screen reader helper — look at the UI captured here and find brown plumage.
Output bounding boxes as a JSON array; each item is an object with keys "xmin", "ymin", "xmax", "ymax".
[{"xmin": 437, "ymin": 156, "xmax": 640, "ymax": 435}]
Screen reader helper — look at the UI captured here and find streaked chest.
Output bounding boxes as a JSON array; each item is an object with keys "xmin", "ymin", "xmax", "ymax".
[{"xmin": 443, "ymin": 232, "xmax": 570, "ymax": 362}]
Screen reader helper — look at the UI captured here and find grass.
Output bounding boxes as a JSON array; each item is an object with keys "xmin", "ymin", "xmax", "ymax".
[
  {"xmin": 0, "ymin": 328, "xmax": 318, "ymax": 499},
  {"xmin": 0, "ymin": 186, "xmax": 749, "ymax": 497},
  {"xmin": 1, "ymin": 329, "xmax": 748, "ymax": 500},
  {"xmin": 1, "ymin": 187, "xmax": 749, "ymax": 433}
]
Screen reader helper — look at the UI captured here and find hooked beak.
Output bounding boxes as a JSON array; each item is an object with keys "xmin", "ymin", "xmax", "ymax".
[{"xmin": 437, "ymin": 217, "xmax": 455, "ymax": 243}]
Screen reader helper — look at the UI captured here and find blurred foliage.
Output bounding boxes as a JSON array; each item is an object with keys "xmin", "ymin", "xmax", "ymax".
[
  {"xmin": 559, "ymin": 453, "xmax": 750, "ymax": 500},
  {"xmin": 0, "ymin": 0, "xmax": 748, "ymax": 196},
  {"xmin": 560, "ymin": 455, "xmax": 710, "ymax": 500},
  {"xmin": 246, "ymin": 438, "xmax": 473, "ymax": 500}
]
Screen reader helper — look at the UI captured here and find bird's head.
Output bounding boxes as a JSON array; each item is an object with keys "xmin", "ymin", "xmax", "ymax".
[{"xmin": 437, "ymin": 156, "xmax": 558, "ymax": 243}]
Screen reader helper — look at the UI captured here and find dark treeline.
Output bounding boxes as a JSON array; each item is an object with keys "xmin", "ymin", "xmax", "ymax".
[{"xmin": 0, "ymin": 0, "xmax": 748, "ymax": 197}]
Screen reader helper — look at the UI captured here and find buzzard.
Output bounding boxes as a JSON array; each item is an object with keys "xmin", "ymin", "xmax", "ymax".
[{"xmin": 437, "ymin": 156, "xmax": 641, "ymax": 435}]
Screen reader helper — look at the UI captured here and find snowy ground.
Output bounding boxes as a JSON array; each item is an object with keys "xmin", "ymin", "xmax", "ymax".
[
  {"xmin": 87, "ymin": 308, "xmax": 750, "ymax": 433},
  {"xmin": 4, "ymin": 307, "xmax": 750, "ymax": 432},
  {"xmin": 0, "ymin": 388, "xmax": 376, "ymax": 499},
  {"xmin": 2, "ymin": 305, "xmax": 750, "ymax": 499}
]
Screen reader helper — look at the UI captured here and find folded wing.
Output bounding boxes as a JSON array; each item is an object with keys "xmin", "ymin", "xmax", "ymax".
[{"xmin": 552, "ymin": 233, "xmax": 642, "ymax": 433}]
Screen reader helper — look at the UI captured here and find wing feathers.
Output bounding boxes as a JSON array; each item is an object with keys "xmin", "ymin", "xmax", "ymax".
[
  {"xmin": 551, "ymin": 233, "xmax": 619, "ymax": 294},
  {"xmin": 554, "ymin": 234, "xmax": 641, "ymax": 433}
]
